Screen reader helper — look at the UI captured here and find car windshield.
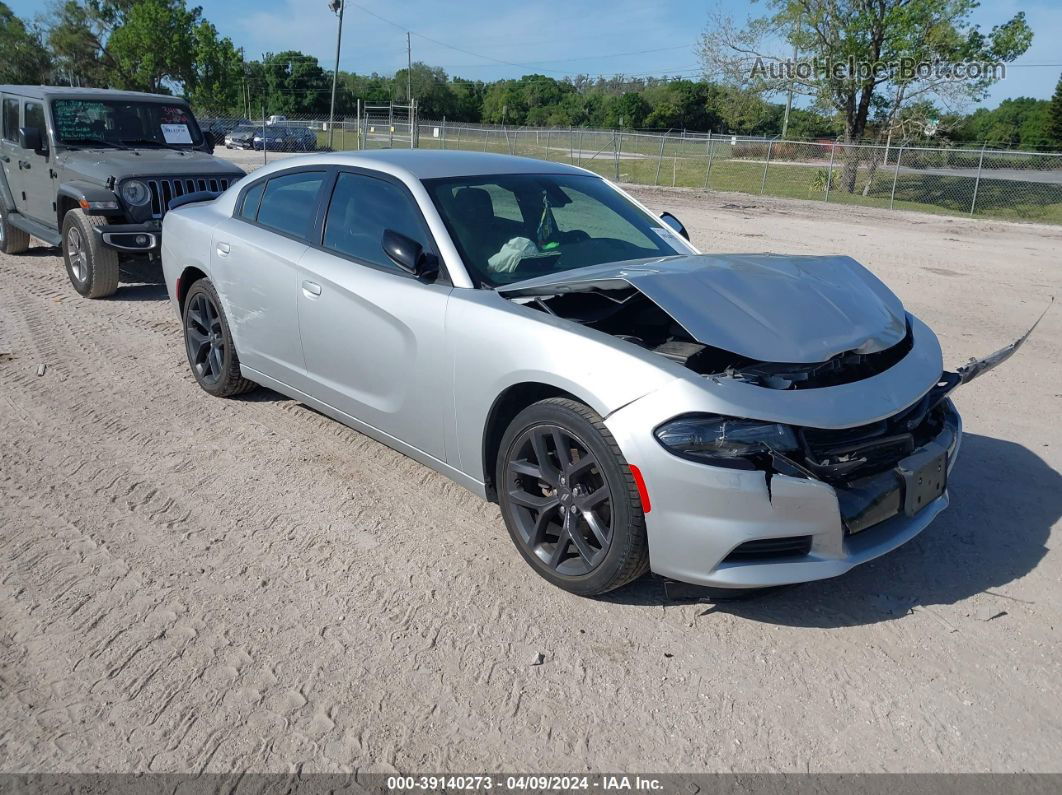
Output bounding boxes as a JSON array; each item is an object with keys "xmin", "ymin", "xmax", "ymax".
[
  {"xmin": 51, "ymin": 99, "xmax": 204, "ymax": 148},
  {"xmin": 423, "ymin": 173, "xmax": 685, "ymax": 287}
]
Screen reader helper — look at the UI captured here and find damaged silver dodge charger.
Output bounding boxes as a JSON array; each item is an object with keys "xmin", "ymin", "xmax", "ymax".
[{"xmin": 161, "ymin": 150, "xmax": 1042, "ymax": 596}]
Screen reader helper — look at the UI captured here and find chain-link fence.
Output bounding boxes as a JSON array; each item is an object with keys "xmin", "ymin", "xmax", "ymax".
[{"xmin": 196, "ymin": 112, "xmax": 1062, "ymax": 225}]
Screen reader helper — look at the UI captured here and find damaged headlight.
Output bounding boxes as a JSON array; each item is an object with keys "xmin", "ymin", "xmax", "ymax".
[{"xmin": 654, "ymin": 414, "xmax": 799, "ymax": 469}]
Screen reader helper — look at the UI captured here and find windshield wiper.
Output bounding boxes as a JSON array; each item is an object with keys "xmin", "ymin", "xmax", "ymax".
[{"xmin": 63, "ymin": 138, "xmax": 131, "ymax": 150}]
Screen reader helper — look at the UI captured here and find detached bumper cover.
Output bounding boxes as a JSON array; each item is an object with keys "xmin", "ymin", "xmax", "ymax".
[{"xmin": 605, "ymin": 375, "xmax": 961, "ymax": 589}]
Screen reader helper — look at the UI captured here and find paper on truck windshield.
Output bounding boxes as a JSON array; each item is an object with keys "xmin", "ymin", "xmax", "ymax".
[{"xmin": 161, "ymin": 123, "xmax": 193, "ymax": 144}]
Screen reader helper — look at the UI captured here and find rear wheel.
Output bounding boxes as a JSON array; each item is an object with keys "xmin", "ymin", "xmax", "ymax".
[
  {"xmin": 497, "ymin": 398, "xmax": 649, "ymax": 596},
  {"xmin": 182, "ymin": 278, "xmax": 256, "ymax": 397},
  {"xmin": 62, "ymin": 210, "xmax": 119, "ymax": 298},
  {"xmin": 0, "ymin": 205, "xmax": 30, "ymax": 254}
]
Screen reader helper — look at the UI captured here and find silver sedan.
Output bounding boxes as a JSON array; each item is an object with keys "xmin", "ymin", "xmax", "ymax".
[{"xmin": 160, "ymin": 150, "xmax": 1036, "ymax": 596}]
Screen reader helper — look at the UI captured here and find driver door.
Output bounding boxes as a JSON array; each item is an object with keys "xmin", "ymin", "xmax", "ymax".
[
  {"xmin": 296, "ymin": 169, "xmax": 452, "ymax": 460},
  {"xmin": 18, "ymin": 99, "xmax": 56, "ymax": 223}
]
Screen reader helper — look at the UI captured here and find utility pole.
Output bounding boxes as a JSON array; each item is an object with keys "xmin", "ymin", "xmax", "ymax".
[
  {"xmin": 407, "ymin": 31, "xmax": 413, "ymax": 148},
  {"xmin": 327, "ymin": 0, "xmax": 345, "ymax": 150}
]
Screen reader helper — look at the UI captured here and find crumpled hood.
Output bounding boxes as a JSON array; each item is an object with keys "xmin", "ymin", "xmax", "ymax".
[{"xmin": 499, "ymin": 253, "xmax": 908, "ymax": 363}]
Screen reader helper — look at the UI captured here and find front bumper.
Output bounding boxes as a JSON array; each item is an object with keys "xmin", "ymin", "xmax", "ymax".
[
  {"xmin": 606, "ymin": 392, "xmax": 962, "ymax": 590},
  {"xmin": 92, "ymin": 221, "xmax": 162, "ymax": 254}
]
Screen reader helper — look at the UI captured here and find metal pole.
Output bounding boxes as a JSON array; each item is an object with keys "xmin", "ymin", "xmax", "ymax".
[
  {"xmin": 355, "ymin": 98, "xmax": 361, "ymax": 150},
  {"xmin": 261, "ymin": 103, "xmax": 267, "ymax": 166},
  {"xmin": 970, "ymin": 143, "xmax": 987, "ymax": 216},
  {"xmin": 327, "ymin": 0, "xmax": 345, "ymax": 150},
  {"xmin": 388, "ymin": 104, "xmax": 393, "ymax": 148},
  {"xmin": 760, "ymin": 139, "xmax": 774, "ymax": 194},
  {"xmin": 824, "ymin": 139, "xmax": 836, "ymax": 202},
  {"xmin": 570, "ymin": 127, "xmax": 574, "ymax": 164},
  {"xmin": 615, "ymin": 130, "xmax": 623, "ymax": 178},
  {"xmin": 703, "ymin": 131, "xmax": 713, "ymax": 189},
  {"xmin": 890, "ymin": 146, "xmax": 903, "ymax": 210},
  {"xmin": 410, "ymin": 99, "xmax": 416, "ymax": 149},
  {"xmin": 545, "ymin": 128, "xmax": 552, "ymax": 161},
  {"xmin": 654, "ymin": 133, "xmax": 667, "ymax": 185},
  {"xmin": 613, "ymin": 131, "xmax": 619, "ymax": 180},
  {"xmin": 441, "ymin": 116, "xmax": 446, "ymax": 150}
]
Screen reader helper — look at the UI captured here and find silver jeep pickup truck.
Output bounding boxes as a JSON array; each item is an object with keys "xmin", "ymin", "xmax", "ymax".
[{"xmin": 0, "ymin": 86, "xmax": 245, "ymax": 298}]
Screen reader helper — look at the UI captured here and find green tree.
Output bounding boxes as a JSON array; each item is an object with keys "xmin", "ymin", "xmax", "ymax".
[
  {"xmin": 257, "ymin": 51, "xmax": 329, "ymax": 115},
  {"xmin": 701, "ymin": 0, "xmax": 1032, "ymax": 189},
  {"xmin": 1049, "ymin": 74, "xmax": 1062, "ymax": 147},
  {"xmin": 186, "ymin": 20, "xmax": 244, "ymax": 114},
  {"xmin": 0, "ymin": 2, "xmax": 51, "ymax": 84},
  {"xmin": 106, "ymin": 0, "xmax": 198, "ymax": 92},
  {"xmin": 962, "ymin": 97, "xmax": 1052, "ymax": 149}
]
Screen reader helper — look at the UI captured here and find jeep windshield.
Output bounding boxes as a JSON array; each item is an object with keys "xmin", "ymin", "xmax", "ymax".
[{"xmin": 51, "ymin": 99, "xmax": 205, "ymax": 149}]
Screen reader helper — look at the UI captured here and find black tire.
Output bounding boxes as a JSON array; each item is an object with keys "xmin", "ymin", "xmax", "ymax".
[
  {"xmin": 0, "ymin": 204, "xmax": 30, "ymax": 254},
  {"xmin": 182, "ymin": 278, "xmax": 256, "ymax": 397},
  {"xmin": 496, "ymin": 397, "xmax": 650, "ymax": 596},
  {"xmin": 62, "ymin": 209, "xmax": 119, "ymax": 298}
]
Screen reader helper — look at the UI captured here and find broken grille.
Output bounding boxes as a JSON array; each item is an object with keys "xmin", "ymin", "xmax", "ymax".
[{"xmin": 144, "ymin": 176, "xmax": 235, "ymax": 218}]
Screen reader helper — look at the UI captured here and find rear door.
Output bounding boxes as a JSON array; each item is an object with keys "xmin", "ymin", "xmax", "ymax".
[
  {"xmin": 0, "ymin": 94, "xmax": 26, "ymax": 213},
  {"xmin": 210, "ymin": 168, "xmax": 328, "ymax": 389},
  {"xmin": 296, "ymin": 169, "xmax": 452, "ymax": 459}
]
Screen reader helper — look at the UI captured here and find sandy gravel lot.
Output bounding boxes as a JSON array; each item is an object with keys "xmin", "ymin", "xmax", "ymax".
[{"xmin": 1, "ymin": 181, "xmax": 1060, "ymax": 774}]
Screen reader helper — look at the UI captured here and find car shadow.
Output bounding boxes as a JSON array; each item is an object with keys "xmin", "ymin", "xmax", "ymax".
[
  {"xmin": 106, "ymin": 261, "xmax": 168, "ymax": 301},
  {"xmin": 603, "ymin": 433, "xmax": 1059, "ymax": 626}
]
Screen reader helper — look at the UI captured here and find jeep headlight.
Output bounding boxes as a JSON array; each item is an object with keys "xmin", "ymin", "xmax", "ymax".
[
  {"xmin": 654, "ymin": 414, "xmax": 799, "ymax": 469},
  {"xmin": 120, "ymin": 180, "xmax": 150, "ymax": 206}
]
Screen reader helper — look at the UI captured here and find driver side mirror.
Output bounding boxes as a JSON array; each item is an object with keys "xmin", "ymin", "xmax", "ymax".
[
  {"xmin": 382, "ymin": 229, "xmax": 439, "ymax": 280},
  {"xmin": 18, "ymin": 126, "xmax": 46, "ymax": 156},
  {"xmin": 659, "ymin": 211, "xmax": 689, "ymax": 241}
]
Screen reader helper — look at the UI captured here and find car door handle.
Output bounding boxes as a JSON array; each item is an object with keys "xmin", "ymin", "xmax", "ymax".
[
  {"xmin": 216, "ymin": 242, "xmax": 230, "ymax": 256},
  {"xmin": 301, "ymin": 280, "xmax": 322, "ymax": 297}
]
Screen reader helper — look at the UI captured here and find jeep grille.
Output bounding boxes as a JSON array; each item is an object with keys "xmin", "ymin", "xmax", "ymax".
[{"xmin": 146, "ymin": 176, "xmax": 236, "ymax": 218}]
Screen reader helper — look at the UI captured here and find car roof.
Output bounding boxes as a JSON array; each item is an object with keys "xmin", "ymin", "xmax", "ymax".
[
  {"xmin": 264, "ymin": 149, "xmax": 593, "ymax": 180},
  {"xmin": 0, "ymin": 85, "xmax": 189, "ymax": 103}
]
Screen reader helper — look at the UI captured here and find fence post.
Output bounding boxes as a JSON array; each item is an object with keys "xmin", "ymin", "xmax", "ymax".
[
  {"xmin": 570, "ymin": 127, "xmax": 575, "ymax": 164},
  {"xmin": 890, "ymin": 146, "xmax": 904, "ymax": 210},
  {"xmin": 545, "ymin": 127, "xmax": 552, "ymax": 161},
  {"xmin": 441, "ymin": 117, "xmax": 446, "ymax": 150},
  {"xmin": 970, "ymin": 143, "xmax": 987, "ymax": 216},
  {"xmin": 654, "ymin": 134, "xmax": 667, "ymax": 185},
  {"xmin": 760, "ymin": 139, "xmax": 774, "ymax": 194},
  {"xmin": 703, "ymin": 131, "xmax": 713, "ymax": 190},
  {"xmin": 613, "ymin": 131, "xmax": 620, "ymax": 180},
  {"xmin": 824, "ymin": 139, "xmax": 837, "ymax": 203},
  {"xmin": 577, "ymin": 129, "xmax": 583, "ymax": 166},
  {"xmin": 482, "ymin": 126, "xmax": 489, "ymax": 152},
  {"xmin": 356, "ymin": 99, "xmax": 361, "ymax": 150}
]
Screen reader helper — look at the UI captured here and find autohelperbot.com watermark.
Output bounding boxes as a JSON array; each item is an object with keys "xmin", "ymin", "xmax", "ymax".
[{"xmin": 750, "ymin": 56, "xmax": 1007, "ymax": 82}]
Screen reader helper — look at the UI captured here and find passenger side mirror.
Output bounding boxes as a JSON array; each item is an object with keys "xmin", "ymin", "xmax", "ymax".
[
  {"xmin": 382, "ymin": 229, "xmax": 438, "ymax": 280},
  {"xmin": 18, "ymin": 126, "xmax": 45, "ymax": 155},
  {"xmin": 659, "ymin": 211, "xmax": 690, "ymax": 241}
]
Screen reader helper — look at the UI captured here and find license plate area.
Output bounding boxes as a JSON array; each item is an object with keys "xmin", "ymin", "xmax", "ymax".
[{"xmin": 897, "ymin": 443, "xmax": 947, "ymax": 516}]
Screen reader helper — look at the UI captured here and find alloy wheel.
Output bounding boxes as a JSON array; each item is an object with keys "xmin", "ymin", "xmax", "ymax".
[
  {"xmin": 185, "ymin": 292, "xmax": 226, "ymax": 385},
  {"xmin": 67, "ymin": 226, "xmax": 86, "ymax": 281},
  {"xmin": 505, "ymin": 424, "xmax": 614, "ymax": 576}
]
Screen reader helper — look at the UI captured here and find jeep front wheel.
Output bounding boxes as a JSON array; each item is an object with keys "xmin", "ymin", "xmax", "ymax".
[{"xmin": 62, "ymin": 210, "xmax": 120, "ymax": 298}]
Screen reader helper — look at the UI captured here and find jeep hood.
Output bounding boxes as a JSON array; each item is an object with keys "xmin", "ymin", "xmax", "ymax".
[
  {"xmin": 58, "ymin": 148, "xmax": 244, "ymax": 183},
  {"xmin": 498, "ymin": 253, "xmax": 908, "ymax": 363}
]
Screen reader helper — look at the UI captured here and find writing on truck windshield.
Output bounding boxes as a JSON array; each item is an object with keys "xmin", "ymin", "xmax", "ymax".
[{"xmin": 52, "ymin": 100, "xmax": 204, "ymax": 147}]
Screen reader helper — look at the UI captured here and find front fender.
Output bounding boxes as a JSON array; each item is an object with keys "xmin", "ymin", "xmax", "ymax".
[{"xmin": 57, "ymin": 181, "xmax": 124, "ymax": 218}]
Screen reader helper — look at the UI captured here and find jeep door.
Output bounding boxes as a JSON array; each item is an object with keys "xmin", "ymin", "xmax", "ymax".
[
  {"xmin": 17, "ymin": 99, "xmax": 56, "ymax": 223},
  {"xmin": 0, "ymin": 94, "xmax": 28, "ymax": 216},
  {"xmin": 296, "ymin": 169, "xmax": 451, "ymax": 460}
]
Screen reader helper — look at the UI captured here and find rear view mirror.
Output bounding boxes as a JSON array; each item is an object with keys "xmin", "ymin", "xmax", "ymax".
[
  {"xmin": 382, "ymin": 229, "xmax": 438, "ymax": 280},
  {"xmin": 659, "ymin": 211, "xmax": 690, "ymax": 241},
  {"xmin": 18, "ymin": 126, "xmax": 45, "ymax": 155}
]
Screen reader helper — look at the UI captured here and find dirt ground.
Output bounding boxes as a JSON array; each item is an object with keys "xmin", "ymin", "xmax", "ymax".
[{"xmin": 1, "ymin": 181, "xmax": 1060, "ymax": 774}]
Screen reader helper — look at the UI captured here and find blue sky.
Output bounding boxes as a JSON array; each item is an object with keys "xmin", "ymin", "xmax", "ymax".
[{"xmin": 14, "ymin": 0, "xmax": 1062, "ymax": 107}]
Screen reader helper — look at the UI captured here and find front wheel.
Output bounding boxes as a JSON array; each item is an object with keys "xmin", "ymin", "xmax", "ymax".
[
  {"xmin": 182, "ymin": 279, "xmax": 256, "ymax": 397},
  {"xmin": 497, "ymin": 398, "xmax": 650, "ymax": 596},
  {"xmin": 62, "ymin": 210, "xmax": 119, "ymax": 298}
]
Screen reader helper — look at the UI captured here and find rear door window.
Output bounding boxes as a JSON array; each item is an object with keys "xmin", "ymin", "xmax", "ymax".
[
  {"xmin": 2, "ymin": 98, "xmax": 19, "ymax": 143},
  {"xmin": 255, "ymin": 171, "xmax": 326, "ymax": 239}
]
